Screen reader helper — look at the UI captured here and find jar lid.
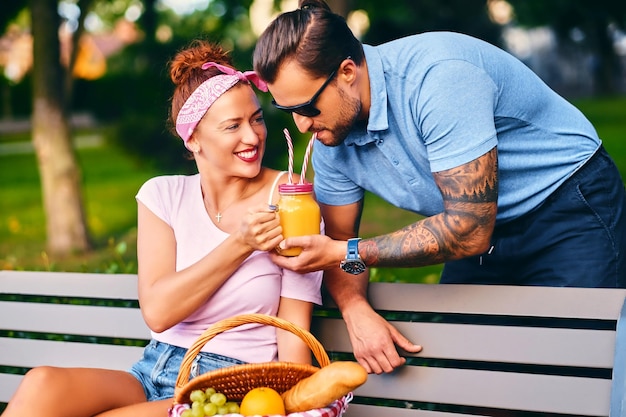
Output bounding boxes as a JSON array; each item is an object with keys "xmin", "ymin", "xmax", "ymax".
[{"xmin": 279, "ymin": 182, "xmax": 313, "ymax": 193}]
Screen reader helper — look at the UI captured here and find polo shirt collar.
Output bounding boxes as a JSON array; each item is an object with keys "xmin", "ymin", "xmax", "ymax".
[{"xmin": 345, "ymin": 44, "xmax": 388, "ymax": 146}]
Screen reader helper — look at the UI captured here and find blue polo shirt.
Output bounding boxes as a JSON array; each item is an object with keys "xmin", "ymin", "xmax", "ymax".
[{"xmin": 312, "ymin": 32, "xmax": 600, "ymax": 223}]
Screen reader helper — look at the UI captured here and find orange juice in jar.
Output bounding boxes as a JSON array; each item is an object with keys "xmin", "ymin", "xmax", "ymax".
[{"xmin": 276, "ymin": 183, "xmax": 321, "ymax": 256}]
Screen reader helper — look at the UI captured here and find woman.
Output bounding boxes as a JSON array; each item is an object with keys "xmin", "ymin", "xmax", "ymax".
[{"xmin": 2, "ymin": 39, "xmax": 322, "ymax": 417}]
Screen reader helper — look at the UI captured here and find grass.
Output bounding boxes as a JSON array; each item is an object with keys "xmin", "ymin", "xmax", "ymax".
[
  {"xmin": 0, "ymin": 134, "xmax": 158, "ymax": 272},
  {"xmin": 1, "ymin": 96, "xmax": 626, "ymax": 282},
  {"xmin": 570, "ymin": 97, "xmax": 626, "ymax": 179}
]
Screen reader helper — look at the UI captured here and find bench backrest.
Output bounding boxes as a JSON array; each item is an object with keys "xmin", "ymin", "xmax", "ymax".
[
  {"xmin": 316, "ymin": 283, "xmax": 626, "ymax": 417},
  {"xmin": 0, "ymin": 271, "xmax": 149, "ymax": 407},
  {"xmin": 1, "ymin": 270, "xmax": 625, "ymax": 417}
]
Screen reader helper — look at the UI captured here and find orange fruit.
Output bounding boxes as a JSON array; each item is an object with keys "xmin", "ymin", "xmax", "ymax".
[{"xmin": 239, "ymin": 386, "xmax": 286, "ymax": 416}]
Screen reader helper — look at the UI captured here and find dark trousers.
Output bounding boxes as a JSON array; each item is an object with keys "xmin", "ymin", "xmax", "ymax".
[{"xmin": 440, "ymin": 146, "xmax": 626, "ymax": 288}]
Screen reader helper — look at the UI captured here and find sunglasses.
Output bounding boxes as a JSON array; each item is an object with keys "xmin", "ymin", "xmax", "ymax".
[{"xmin": 271, "ymin": 67, "xmax": 339, "ymax": 117}]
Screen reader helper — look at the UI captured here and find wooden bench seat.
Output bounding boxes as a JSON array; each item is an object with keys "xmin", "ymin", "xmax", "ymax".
[{"xmin": 1, "ymin": 270, "xmax": 625, "ymax": 416}]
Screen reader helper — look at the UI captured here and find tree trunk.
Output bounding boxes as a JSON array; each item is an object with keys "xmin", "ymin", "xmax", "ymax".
[{"xmin": 30, "ymin": 0, "xmax": 91, "ymax": 255}]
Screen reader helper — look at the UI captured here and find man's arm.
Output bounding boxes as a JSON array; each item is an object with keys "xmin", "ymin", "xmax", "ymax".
[
  {"xmin": 360, "ymin": 147, "xmax": 498, "ymax": 267},
  {"xmin": 318, "ymin": 200, "xmax": 367, "ymax": 310},
  {"xmin": 321, "ymin": 200, "xmax": 422, "ymax": 374},
  {"xmin": 270, "ymin": 148, "xmax": 498, "ymax": 273},
  {"xmin": 332, "ymin": 148, "xmax": 497, "ymax": 373},
  {"xmin": 270, "ymin": 149, "xmax": 497, "ymax": 373}
]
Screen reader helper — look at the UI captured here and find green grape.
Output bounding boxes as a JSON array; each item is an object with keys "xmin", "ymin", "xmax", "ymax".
[
  {"xmin": 190, "ymin": 389, "xmax": 207, "ymax": 404},
  {"xmin": 191, "ymin": 401, "xmax": 203, "ymax": 411},
  {"xmin": 189, "ymin": 406, "xmax": 205, "ymax": 417},
  {"xmin": 216, "ymin": 405, "xmax": 229, "ymax": 415},
  {"xmin": 224, "ymin": 402, "xmax": 240, "ymax": 414},
  {"xmin": 203, "ymin": 402, "xmax": 218, "ymax": 416},
  {"xmin": 180, "ymin": 409, "xmax": 193, "ymax": 417},
  {"xmin": 209, "ymin": 392, "xmax": 227, "ymax": 406},
  {"xmin": 204, "ymin": 387, "xmax": 217, "ymax": 397}
]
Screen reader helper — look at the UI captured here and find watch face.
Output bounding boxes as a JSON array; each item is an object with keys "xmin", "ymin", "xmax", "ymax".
[{"xmin": 341, "ymin": 260, "xmax": 366, "ymax": 275}]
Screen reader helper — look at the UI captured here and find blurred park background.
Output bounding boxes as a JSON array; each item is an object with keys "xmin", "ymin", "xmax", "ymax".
[{"xmin": 1, "ymin": 0, "xmax": 626, "ymax": 283}]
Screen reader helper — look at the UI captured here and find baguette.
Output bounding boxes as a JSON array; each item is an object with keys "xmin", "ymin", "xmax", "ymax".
[{"xmin": 281, "ymin": 361, "xmax": 368, "ymax": 413}]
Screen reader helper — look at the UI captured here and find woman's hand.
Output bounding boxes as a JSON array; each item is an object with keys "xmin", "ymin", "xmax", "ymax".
[{"xmin": 237, "ymin": 204, "xmax": 283, "ymax": 252}]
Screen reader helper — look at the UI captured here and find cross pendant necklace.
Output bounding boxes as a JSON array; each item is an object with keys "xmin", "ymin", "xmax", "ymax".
[{"xmin": 204, "ymin": 181, "xmax": 251, "ymax": 224}]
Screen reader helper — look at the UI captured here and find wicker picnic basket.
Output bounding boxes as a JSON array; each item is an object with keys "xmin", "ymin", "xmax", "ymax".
[{"xmin": 169, "ymin": 313, "xmax": 351, "ymax": 417}]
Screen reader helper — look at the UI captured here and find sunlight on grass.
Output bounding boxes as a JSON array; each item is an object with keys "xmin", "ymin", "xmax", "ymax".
[{"xmin": 0, "ymin": 133, "xmax": 156, "ymax": 271}]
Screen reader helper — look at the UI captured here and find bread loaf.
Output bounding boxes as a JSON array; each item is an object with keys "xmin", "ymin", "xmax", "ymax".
[{"xmin": 281, "ymin": 361, "xmax": 368, "ymax": 413}]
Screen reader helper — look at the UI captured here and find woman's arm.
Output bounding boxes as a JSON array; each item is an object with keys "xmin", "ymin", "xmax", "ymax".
[
  {"xmin": 136, "ymin": 201, "xmax": 281, "ymax": 332},
  {"xmin": 275, "ymin": 297, "xmax": 314, "ymax": 364}
]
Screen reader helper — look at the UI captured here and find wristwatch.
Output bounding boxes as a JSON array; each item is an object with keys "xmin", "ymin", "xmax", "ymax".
[{"xmin": 340, "ymin": 238, "xmax": 367, "ymax": 275}]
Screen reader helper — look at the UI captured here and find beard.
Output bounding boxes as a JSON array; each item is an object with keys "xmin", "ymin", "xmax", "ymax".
[{"xmin": 317, "ymin": 87, "xmax": 361, "ymax": 147}]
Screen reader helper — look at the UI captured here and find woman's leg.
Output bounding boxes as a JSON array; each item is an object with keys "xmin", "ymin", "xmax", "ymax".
[
  {"xmin": 96, "ymin": 398, "xmax": 172, "ymax": 417},
  {"xmin": 2, "ymin": 366, "xmax": 146, "ymax": 417}
]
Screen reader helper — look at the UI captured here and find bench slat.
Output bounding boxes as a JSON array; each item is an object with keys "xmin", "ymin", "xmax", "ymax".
[
  {"xmin": 367, "ymin": 282, "xmax": 626, "ymax": 320},
  {"xmin": 345, "ymin": 403, "xmax": 490, "ymax": 417},
  {"xmin": 0, "ymin": 301, "xmax": 151, "ymax": 339},
  {"xmin": 0, "ymin": 271, "xmax": 138, "ymax": 299},
  {"xmin": 0, "ymin": 337, "xmax": 145, "ymax": 369},
  {"xmin": 356, "ymin": 366, "xmax": 611, "ymax": 416},
  {"xmin": 315, "ymin": 318, "xmax": 617, "ymax": 368},
  {"xmin": 0, "ymin": 374, "xmax": 22, "ymax": 405},
  {"xmin": 5, "ymin": 272, "xmax": 625, "ymax": 320},
  {"xmin": 0, "ymin": 339, "xmax": 146, "ymax": 404}
]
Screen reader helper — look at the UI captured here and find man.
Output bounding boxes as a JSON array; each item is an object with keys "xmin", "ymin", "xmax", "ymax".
[{"xmin": 253, "ymin": 0, "xmax": 626, "ymax": 374}]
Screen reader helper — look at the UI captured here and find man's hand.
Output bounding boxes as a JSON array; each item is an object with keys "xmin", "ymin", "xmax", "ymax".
[
  {"xmin": 269, "ymin": 234, "xmax": 345, "ymax": 273},
  {"xmin": 344, "ymin": 302, "xmax": 422, "ymax": 374}
]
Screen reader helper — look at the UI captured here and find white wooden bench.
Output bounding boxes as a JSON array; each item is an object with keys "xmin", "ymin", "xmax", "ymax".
[{"xmin": 1, "ymin": 269, "xmax": 626, "ymax": 417}]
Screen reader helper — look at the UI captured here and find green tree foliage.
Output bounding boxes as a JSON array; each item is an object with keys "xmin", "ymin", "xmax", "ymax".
[
  {"xmin": 74, "ymin": 0, "xmax": 296, "ymax": 173},
  {"xmin": 0, "ymin": 1, "xmax": 26, "ymax": 31},
  {"xmin": 7, "ymin": 0, "xmax": 624, "ymax": 173},
  {"xmin": 354, "ymin": 0, "xmax": 503, "ymax": 47},
  {"xmin": 506, "ymin": 0, "xmax": 626, "ymax": 95}
]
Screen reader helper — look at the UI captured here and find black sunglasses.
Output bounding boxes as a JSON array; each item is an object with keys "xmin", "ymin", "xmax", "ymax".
[{"xmin": 271, "ymin": 65, "xmax": 341, "ymax": 117}]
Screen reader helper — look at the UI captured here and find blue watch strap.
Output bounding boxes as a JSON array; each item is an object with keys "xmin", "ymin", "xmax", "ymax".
[{"xmin": 347, "ymin": 238, "xmax": 361, "ymax": 260}]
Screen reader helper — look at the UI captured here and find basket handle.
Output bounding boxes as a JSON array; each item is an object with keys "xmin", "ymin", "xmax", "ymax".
[{"xmin": 175, "ymin": 313, "xmax": 331, "ymax": 389}]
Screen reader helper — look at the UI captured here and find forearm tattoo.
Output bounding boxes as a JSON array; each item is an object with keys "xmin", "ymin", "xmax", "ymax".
[{"xmin": 361, "ymin": 148, "xmax": 498, "ymax": 267}]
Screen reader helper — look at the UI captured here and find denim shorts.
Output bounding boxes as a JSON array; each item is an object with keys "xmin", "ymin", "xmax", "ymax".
[
  {"xmin": 128, "ymin": 339, "xmax": 246, "ymax": 401},
  {"xmin": 441, "ymin": 145, "xmax": 626, "ymax": 288}
]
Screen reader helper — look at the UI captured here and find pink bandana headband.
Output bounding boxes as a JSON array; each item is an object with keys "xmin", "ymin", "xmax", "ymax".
[{"xmin": 175, "ymin": 62, "xmax": 268, "ymax": 148}]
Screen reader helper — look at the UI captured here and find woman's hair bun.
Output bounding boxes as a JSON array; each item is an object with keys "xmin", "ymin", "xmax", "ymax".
[{"xmin": 169, "ymin": 40, "xmax": 232, "ymax": 86}]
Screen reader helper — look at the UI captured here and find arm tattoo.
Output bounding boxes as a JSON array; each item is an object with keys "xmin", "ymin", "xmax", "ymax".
[{"xmin": 361, "ymin": 148, "xmax": 498, "ymax": 267}]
